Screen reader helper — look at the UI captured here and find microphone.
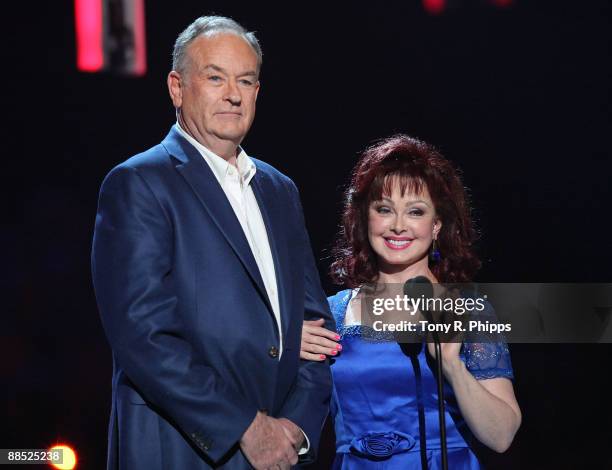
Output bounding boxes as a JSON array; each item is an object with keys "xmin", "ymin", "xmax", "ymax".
[
  {"xmin": 403, "ymin": 276, "xmax": 434, "ymax": 322},
  {"xmin": 403, "ymin": 275, "xmax": 433, "ymax": 296},
  {"xmin": 402, "ymin": 275, "xmax": 448, "ymax": 470}
]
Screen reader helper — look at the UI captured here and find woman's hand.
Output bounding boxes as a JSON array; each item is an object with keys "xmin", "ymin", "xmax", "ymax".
[
  {"xmin": 301, "ymin": 318, "xmax": 342, "ymax": 361},
  {"xmin": 426, "ymin": 341, "xmax": 462, "ymax": 377}
]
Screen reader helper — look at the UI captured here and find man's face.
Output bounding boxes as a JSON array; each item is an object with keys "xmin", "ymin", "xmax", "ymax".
[{"xmin": 168, "ymin": 33, "xmax": 260, "ymax": 152}]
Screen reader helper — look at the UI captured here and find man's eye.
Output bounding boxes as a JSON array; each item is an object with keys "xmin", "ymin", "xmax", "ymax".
[
  {"xmin": 208, "ymin": 75, "xmax": 222, "ymax": 82},
  {"xmin": 239, "ymin": 79, "xmax": 254, "ymax": 86}
]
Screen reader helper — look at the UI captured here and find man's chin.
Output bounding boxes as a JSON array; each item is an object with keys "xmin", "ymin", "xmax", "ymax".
[{"xmin": 214, "ymin": 128, "xmax": 249, "ymax": 144}]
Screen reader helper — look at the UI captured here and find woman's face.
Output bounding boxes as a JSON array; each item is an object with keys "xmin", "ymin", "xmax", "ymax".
[{"xmin": 367, "ymin": 178, "xmax": 441, "ymax": 279}]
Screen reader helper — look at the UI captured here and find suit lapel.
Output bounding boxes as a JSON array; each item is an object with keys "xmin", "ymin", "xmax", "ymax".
[
  {"xmin": 251, "ymin": 168, "xmax": 292, "ymax": 339},
  {"xmin": 162, "ymin": 128, "xmax": 272, "ymax": 313}
]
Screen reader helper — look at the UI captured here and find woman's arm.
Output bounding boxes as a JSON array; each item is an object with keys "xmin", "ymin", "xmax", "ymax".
[{"xmin": 433, "ymin": 343, "xmax": 521, "ymax": 453}]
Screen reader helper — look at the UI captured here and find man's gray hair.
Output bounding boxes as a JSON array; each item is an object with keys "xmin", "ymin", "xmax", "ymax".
[{"xmin": 172, "ymin": 15, "xmax": 262, "ymax": 73}]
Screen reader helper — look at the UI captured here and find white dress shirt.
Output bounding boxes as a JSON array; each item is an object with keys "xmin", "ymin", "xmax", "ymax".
[
  {"xmin": 176, "ymin": 123, "xmax": 310, "ymax": 454},
  {"xmin": 175, "ymin": 123, "xmax": 282, "ymax": 354}
]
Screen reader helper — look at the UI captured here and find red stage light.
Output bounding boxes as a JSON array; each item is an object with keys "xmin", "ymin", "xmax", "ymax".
[
  {"xmin": 132, "ymin": 0, "xmax": 147, "ymax": 76},
  {"xmin": 490, "ymin": 0, "xmax": 514, "ymax": 7},
  {"xmin": 74, "ymin": 0, "xmax": 104, "ymax": 72},
  {"xmin": 423, "ymin": 0, "xmax": 446, "ymax": 15},
  {"xmin": 74, "ymin": 0, "xmax": 147, "ymax": 75}
]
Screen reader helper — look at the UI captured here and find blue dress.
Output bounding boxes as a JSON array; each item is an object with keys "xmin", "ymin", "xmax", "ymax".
[{"xmin": 328, "ymin": 290, "xmax": 514, "ymax": 469}]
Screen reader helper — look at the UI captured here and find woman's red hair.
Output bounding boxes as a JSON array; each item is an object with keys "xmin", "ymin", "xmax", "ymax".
[{"xmin": 330, "ymin": 135, "xmax": 480, "ymax": 286}]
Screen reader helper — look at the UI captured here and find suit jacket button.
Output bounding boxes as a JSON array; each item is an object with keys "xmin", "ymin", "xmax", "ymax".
[{"xmin": 268, "ymin": 346, "xmax": 279, "ymax": 358}]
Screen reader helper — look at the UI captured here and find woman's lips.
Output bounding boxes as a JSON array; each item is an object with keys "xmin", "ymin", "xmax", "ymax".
[{"xmin": 383, "ymin": 238, "xmax": 413, "ymax": 250}]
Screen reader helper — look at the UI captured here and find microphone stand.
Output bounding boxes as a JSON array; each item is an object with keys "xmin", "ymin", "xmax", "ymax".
[
  {"xmin": 404, "ymin": 277, "xmax": 448, "ymax": 470},
  {"xmin": 430, "ymin": 328, "xmax": 448, "ymax": 470}
]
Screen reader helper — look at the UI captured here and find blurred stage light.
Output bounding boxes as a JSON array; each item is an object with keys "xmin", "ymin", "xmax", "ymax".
[
  {"xmin": 75, "ymin": 0, "xmax": 103, "ymax": 71},
  {"xmin": 423, "ymin": 0, "xmax": 446, "ymax": 15},
  {"xmin": 49, "ymin": 444, "xmax": 77, "ymax": 470},
  {"xmin": 423, "ymin": 0, "xmax": 514, "ymax": 15},
  {"xmin": 75, "ymin": 0, "xmax": 147, "ymax": 76},
  {"xmin": 490, "ymin": 0, "xmax": 514, "ymax": 7}
]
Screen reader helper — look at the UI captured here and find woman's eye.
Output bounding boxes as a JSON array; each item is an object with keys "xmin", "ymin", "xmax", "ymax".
[
  {"xmin": 409, "ymin": 208, "xmax": 424, "ymax": 216},
  {"xmin": 376, "ymin": 206, "xmax": 391, "ymax": 214}
]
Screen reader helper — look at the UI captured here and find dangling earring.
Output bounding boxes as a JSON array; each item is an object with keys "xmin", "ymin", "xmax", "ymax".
[{"xmin": 430, "ymin": 238, "xmax": 441, "ymax": 264}]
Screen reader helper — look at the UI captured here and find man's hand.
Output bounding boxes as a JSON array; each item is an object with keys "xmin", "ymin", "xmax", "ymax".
[
  {"xmin": 278, "ymin": 417, "xmax": 305, "ymax": 452},
  {"xmin": 240, "ymin": 411, "xmax": 298, "ymax": 469}
]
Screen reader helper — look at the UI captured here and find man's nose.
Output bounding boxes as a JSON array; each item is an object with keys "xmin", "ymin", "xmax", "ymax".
[{"xmin": 224, "ymin": 79, "xmax": 241, "ymax": 106}]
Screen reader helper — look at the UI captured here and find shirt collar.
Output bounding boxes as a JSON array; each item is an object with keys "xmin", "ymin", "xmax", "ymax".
[{"xmin": 175, "ymin": 122, "xmax": 256, "ymax": 186}]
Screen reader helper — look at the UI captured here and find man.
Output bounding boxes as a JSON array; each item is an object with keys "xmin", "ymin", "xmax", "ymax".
[{"xmin": 91, "ymin": 16, "xmax": 334, "ymax": 469}]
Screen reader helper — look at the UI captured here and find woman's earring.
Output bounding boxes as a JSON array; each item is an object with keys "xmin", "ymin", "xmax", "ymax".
[{"xmin": 430, "ymin": 238, "xmax": 441, "ymax": 263}]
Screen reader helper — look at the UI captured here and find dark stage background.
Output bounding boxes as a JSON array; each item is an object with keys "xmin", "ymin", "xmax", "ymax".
[{"xmin": 4, "ymin": 1, "xmax": 611, "ymax": 468}]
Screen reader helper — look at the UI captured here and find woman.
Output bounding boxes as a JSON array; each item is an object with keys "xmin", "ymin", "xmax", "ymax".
[{"xmin": 301, "ymin": 135, "xmax": 521, "ymax": 469}]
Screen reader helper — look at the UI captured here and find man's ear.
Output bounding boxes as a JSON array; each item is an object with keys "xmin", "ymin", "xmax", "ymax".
[{"xmin": 167, "ymin": 71, "xmax": 183, "ymax": 108}]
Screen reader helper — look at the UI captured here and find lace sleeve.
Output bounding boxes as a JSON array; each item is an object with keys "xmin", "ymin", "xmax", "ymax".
[
  {"xmin": 462, "ymin": 341, "xmax": 514, "ymax": 380},
  {"xmin": 461, "ymin": 298, "xmax": 515, "ymax": 380}
]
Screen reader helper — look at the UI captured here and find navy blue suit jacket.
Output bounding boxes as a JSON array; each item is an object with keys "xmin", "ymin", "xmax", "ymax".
[{"xmin": 91, "ymin": 127, "xmax": 334, "ymax": 469}]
